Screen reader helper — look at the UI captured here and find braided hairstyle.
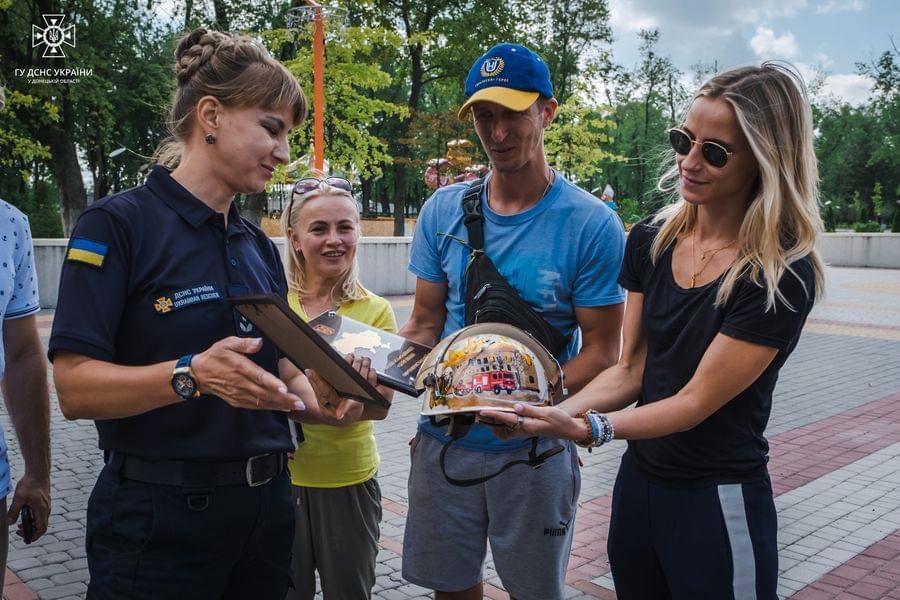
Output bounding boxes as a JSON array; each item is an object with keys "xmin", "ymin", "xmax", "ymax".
[{"xmin": 154, "ymin": 27, "xmax": 307, "ymax": 166}]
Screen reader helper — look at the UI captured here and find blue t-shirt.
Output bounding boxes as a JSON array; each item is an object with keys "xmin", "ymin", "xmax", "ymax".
[
  {"xmin": 409, "ymin": 172, "xmax": 626, "ymax": 451},
  {"xmin": 0, "ymin": 200, "xmax": 41, "ymax": 496}
]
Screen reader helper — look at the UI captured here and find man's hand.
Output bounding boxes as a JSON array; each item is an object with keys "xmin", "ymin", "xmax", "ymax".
[
  {"xmin": 6, "ymin": 472, "xmax": 50, "ymax": 543},
  {"xmin": 2, "ymin": 314, "xmax": 51, "ymax": 542}
]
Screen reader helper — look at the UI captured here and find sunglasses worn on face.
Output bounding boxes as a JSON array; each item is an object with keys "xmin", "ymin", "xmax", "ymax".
[{"xmin": 668, "ymin": 128, "xmax": 733, "ymax": 168}]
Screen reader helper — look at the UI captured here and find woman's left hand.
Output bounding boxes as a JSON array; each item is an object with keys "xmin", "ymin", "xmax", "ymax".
[
  {"xmin": 304, "ymin": 353, "xmax": 374, "ymax": 426},
  {"xmin": 479, "ymin": 403, "xmax": 588, "ymax": 441}
]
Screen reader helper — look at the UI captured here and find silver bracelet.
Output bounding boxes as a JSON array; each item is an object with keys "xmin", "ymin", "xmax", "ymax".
[{"xmin": 588, "ymin": 413, "xmax": 615, "ymax": 446}]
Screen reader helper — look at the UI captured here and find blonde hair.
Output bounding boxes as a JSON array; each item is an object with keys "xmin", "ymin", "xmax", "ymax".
[
  {"xmin": 281, "ymin": 182, "xmax": 367, "ymax": 305},
  {"xmin": 153, "ymin": 28, "xmax": 307, "ymax": 166},
  {"xmin": 651, "ymin": 62, "xmax": 825, "ymax": 310}
]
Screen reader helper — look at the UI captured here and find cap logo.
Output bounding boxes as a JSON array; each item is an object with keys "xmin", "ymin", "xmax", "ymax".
[{"xmin": 480, "ymin": 57, "xmax": 505, "ymax": 78}]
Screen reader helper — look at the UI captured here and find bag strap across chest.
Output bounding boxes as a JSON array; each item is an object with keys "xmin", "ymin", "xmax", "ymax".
[{"xmin": 462, "ymin": 177, "xmax": 486, "ymax": 251}]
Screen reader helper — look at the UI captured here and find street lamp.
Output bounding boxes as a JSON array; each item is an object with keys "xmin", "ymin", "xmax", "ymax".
[
  {"xmin": 288, "ymin": 2, "xmax": 344, "ymax": 174},
  {"xmin": 309, "ymin": 0, "xmax": 325, "ymax": 173}
]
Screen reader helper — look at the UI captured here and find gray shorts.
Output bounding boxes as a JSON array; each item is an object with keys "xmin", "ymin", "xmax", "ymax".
[{"xmin": 401, "ymin": 432, "xmax": 580, "ymax": 600}]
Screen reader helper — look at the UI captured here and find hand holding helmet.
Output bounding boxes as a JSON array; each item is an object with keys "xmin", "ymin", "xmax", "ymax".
[{"xmin": 479, "ymin": 402, "xmax": 588, "ymax": 441}]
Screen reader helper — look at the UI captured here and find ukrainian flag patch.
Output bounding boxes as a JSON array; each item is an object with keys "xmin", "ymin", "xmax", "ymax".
[{"xmin": 67, "ymin": 238, "xmax": 108, "ymax": 268}]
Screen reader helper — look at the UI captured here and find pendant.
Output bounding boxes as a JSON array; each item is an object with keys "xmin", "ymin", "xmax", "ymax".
[
  {"xmin": 690, "ymin": 273, "xmax": 697, "ymax": 288},
  {"xmin": 700, "ymin": 252, "xmax": 707, "ymax": 261}
]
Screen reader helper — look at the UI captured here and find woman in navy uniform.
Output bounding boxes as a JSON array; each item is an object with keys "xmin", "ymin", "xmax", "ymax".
[
  {"xmin": 482, "ymin": 63, "xmax": 825, "ymax": 599},
  {"xmin": 49, "ymin": 28, "xmax": 367, "ymax": 599}
]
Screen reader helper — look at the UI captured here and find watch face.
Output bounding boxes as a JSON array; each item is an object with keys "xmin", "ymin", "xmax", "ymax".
[{"xmin": 172, "ymin": 372, "xmax": 196, "ymax": 398}]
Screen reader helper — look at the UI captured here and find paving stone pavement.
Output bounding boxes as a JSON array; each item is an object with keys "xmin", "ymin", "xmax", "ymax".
[{"xmin": 2, "ymin": 266, "xmax": 899, "ymax": 599}]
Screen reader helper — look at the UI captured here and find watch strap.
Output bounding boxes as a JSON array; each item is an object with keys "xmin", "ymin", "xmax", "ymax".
[{"xmin": 176, "ymin": 354, "xmax": 194, "ymax": 370}]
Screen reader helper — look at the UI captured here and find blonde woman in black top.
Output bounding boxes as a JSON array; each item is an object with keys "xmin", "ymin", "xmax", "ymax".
[{"xmin": 482, "ymin": 63, "xmax": 824, "ymax": 599}]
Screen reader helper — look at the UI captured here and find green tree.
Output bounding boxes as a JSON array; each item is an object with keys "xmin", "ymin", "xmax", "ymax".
[
  {"xmin": 815, "ymin": 41, "xmax": 898, "ymax": 227},
  {"xmin": 871, "ymin": 181, "xmax": 884, "ymax": 223},
  {"xmin": 0, "ymin": 88, "xmax": 54, "ymax": 178},
  {"xmin": 851, "ymin": 190, "xmax": 865, "ymax": 222},
  {"xmin": 544, "ymin": 95, "xmax": 622, "ymax": 183},
  {"xmin": 525, "ymin": 0, "xmax": 612, "ymax": 105},
  {"xmin": 0, "ymin": 0, "xmax": 177, "ymax": 233},
  {"xmin": 276, "ymin": 22, "xmax": 407, "ymax": 182},
  {"xmin": 591, "ymin": 29, "xmax": 680, "ymax": 217}
]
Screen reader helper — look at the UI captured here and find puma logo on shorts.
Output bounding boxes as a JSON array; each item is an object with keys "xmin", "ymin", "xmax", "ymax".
[{"xmin": 544, "ymin": 519, "xmax": 570, "ymax": 537}]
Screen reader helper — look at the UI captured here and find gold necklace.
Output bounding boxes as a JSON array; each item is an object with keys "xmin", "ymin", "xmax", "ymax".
[
  {"xmin": 690, "ymin": 229, "xmax": 736, "ymax": 288},
  {"xmin": 300, "ymin": 297, "xmax": 336, "ymax": 319},
  {"xmin": 487, "ymin": 169, "xmax": 554, "ymax": 209}
]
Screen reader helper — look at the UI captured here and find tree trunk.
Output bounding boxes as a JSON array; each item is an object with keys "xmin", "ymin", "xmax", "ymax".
[
  {"xmin": 94, "ymin": 147, "xmax": 109, "ymax": 201},
  {"xmin": 37, "ymin": 93, "xmax": 86, "ymax": 235},
  {"xmin": 360, "ymin": 177, "xmax": 373, "ymax": 216},
  {"xmin": 392, "ymin": 164, "xmax": 405, "ymax": 236},
  {"xmin": 48, "ymin": 136, "xmax": 87, "ymax": 236},
  {"xmin": 392, "ymin": 41, "xmax": 425, "ymax": 237},
  {"xmin": 242, "ymin": 192, "xmax": 268, "ymax": 226},
  {"xmin": 212, "ymin": 0, "xmax": 229, "ymax": 29}
]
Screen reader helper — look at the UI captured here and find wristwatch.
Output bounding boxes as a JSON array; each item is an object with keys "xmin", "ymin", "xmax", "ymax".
[{"xmin": 171, "ymin": 354, "xmax": 200, "ymax": 400}]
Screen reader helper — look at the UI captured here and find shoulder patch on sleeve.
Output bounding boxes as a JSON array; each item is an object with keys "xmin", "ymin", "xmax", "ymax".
[{"xmin": 67, "ymin": 237, "xmax": 108, "ymax": 268}]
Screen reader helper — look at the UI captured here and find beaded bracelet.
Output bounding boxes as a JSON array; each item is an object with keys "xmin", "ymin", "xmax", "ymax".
[
  {"xmin": 574, "ymin": 411, "xmax": 596, "ymax": 448},
  {"xmin": 595, "ymin": 413, "xmax": 615, "ymax": 445},
  {"xmin": 575, "ymin": 410, "xmax": 615, "ymax": 451}
]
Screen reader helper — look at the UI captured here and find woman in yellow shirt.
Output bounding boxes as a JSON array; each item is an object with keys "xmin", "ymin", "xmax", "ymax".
[{"xmin": 282, "ymin": 177, "xmax": 396, "ymax": 600}]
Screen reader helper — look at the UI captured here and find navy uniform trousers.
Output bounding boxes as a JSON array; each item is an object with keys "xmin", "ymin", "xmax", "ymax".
[{"xmin": 85, "ymin": 453, "xmax": 294, "ymax": 599}]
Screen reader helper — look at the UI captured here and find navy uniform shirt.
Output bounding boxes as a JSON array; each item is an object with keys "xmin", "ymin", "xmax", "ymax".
[{"xmin": 49, "ymin": 166, "xmax": 293, "ymax": 460}]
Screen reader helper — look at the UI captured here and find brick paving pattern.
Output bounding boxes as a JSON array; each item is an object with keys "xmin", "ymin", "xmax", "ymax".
[{"xmin": 2, "ymin": 266, "xmax": 899, "ymax": 599}]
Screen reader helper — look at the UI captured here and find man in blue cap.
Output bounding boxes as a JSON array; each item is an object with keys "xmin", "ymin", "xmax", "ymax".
[{"xmin": 399, "ymin": 44, "xmax": 626, "ymax": 599}]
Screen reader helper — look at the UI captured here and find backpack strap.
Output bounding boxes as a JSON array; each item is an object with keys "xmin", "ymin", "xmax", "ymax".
[
  {"xmin": 439, "ymin": 436, "xmax": 565, "ymax": 487},
  {"xmin": 462, "ymin": 178, "xmax": 485, "ymax": 251}
]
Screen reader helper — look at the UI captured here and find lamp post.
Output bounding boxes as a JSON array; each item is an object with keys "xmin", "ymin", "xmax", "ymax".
[{"xmin": 308, "ymin": 0, "xmax": 325, "ymax": 173}]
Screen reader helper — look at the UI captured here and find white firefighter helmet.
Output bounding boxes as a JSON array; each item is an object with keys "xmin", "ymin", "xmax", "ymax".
[{"xmin": 415, "ymin": 323, "xmax": 565, "ymax": 416}]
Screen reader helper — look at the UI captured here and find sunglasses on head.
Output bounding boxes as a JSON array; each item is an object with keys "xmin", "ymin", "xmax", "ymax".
[
  {"xmin": 668, "ymin": 127, "xmax": 733, "ymax": 168},
  {"xmin": 291, "ymin": 176, "xmax": 353, "ymax": 200}
]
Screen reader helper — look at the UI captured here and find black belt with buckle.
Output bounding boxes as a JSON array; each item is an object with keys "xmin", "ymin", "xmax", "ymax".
[{"xmin": 110, "ymin": 452, "xmax": 286, "ymax": 488}]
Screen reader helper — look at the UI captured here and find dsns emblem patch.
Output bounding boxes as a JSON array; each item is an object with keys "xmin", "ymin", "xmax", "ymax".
[
  {"xmin": 480, "ymin": 57, "xmax": 504, "ymax": 78},
  {"xmin": 154, "ymin": 297, "xmax": 174, "ymax": 314},
  {"xmin": 153, "ymin": 284, "xmax": 222, "ymax": 314}
]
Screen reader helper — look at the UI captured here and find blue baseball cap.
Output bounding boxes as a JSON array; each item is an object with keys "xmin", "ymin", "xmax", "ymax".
[{"xmin": 457, "ymin": 43, "xmax": 554, "ymax": 119}]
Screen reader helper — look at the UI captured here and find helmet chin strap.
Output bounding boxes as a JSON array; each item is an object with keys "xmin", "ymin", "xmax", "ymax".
[
  {"xmin": 447, "ymin": 413, "xmax": 476, "ymax": 438},
  {"xmin": 438, "ymin": 433, "xmax": 565, "ymax": 487}
]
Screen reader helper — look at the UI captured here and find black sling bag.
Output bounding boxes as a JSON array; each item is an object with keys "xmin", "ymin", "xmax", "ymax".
[
  {"xmin": 461, "ymin": 177, "xmax": 570, "ymax": 357},
  {"xmin": 430, "ymin": 177, "xmax": 566, "ymax": 487}
]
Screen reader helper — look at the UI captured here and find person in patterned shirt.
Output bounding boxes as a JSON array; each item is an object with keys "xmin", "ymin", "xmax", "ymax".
[{"xmin": 0, "ymin": 81, "xmax": 52, "ymax": 592}]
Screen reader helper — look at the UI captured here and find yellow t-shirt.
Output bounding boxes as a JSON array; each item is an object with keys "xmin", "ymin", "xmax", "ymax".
[{"xmin": 287, "ymin": 289, "xmax": 398, "ymax": 488}]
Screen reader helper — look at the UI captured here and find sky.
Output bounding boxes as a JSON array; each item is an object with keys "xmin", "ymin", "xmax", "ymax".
[{"xmin": 605, "ymin": 0, "xmax": 899, "ymax": 105}]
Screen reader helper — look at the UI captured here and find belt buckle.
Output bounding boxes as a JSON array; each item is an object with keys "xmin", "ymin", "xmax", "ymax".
[{"xmin": 246, "ymin": 454, "xmax": 273, "ymax": 487}]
